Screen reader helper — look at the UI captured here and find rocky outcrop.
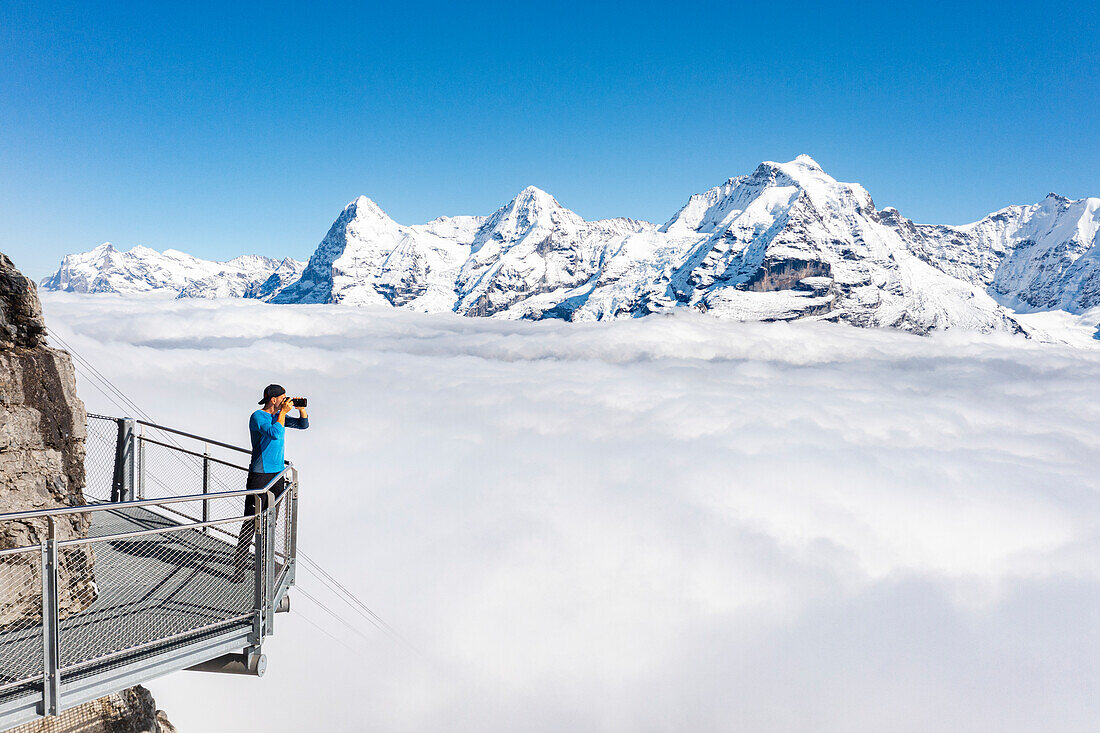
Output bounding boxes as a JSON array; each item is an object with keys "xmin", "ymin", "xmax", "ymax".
[
  {"xmin": 741, "ymin": 258, "xmax": 832, "ymax": 292},
  {"xmin": 6, "ymin": 685, "xmax": 176, "ymax": 733},
  {"xmin": 0, "ymin": 253, "xmax": 95, "ymax": 623}
]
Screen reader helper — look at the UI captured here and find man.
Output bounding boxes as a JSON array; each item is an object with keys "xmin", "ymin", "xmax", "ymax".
[{"xmin": 235, "ymin": 384, "xmax": 309, "ymax": 578}]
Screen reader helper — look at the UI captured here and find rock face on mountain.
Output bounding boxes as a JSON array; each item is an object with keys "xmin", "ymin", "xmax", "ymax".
[
  {"xmin": 0, "ymin": 253, "xmax": 95, "ymax": 623},
  {"xmin": 243, "ymin": 257, "xmax": 307, "ymax": 301},
  {"xmin": 41, "ymin": 243, "xmax": 301, "ymax": 301},
  {"xmin": 1, "ymin": 253, "xmax": 176, "ymax": 732},
  {"xmin": 40, "ymin": 157, "xmax": 1100, "ymax": 335}
]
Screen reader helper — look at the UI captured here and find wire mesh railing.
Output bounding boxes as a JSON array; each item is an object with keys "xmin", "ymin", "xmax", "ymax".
[
  {"xmin": 0, "ymin": 546, "xmax": 44, "ymax": 697},
  {"xmin": 0, "ymin": 415, "xmax": 298, "ymax": 729}
]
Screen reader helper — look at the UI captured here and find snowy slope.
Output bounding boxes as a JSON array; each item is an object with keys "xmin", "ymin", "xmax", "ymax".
[
  {"xmin": 41, "ymin": 243, "xmax": 299, "ymax": 299},
  {"xmin": 905, "ymin": 194, "xmax": 1100, "ymax": 312}
]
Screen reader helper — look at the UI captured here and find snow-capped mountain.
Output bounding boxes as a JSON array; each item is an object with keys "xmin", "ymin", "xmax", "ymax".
[
  {"xmin": 42, "ymin": 157, "xmax": 1100, "ymax": 336},
  {"xmin": 620, "ymin": 155, "xmax": 1024, "ymax": 333},
  {"xmin": 41, "ymin": 243, "xmax": 303, "ymax": 300},
  {"xmin": 270, "ymin": 196, "xmax": 483, "ymax": 310},
  {"xmin": 454, "ymin": 187, "xmax": 653, "ymax": 317}
]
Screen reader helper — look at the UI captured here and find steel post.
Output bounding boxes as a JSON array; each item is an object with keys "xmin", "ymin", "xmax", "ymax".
[
  {"xmin": 136, "ymin": 424, "xmax": 146, "ymax": 500},
  {"xmin": 251, "ymin": 502, "xmax": 266, "ymax": 644},
  {"xmin": 40, "ymin": 518, "xmax": 61, "ymax": 717},
  {"xmin": 201, "ymin": 443, "xmax": 211, "ymax": 533},
  {"xmin": 264, "ymin": 491, "xmax": 276, "ymax": 634},
  {"xmin": 288, "ymin": 467, "xmax": 299, "ymax": 587},
  {"xmin": 111, "ymin": 417, "xmax": 135, "ymax": 502}
]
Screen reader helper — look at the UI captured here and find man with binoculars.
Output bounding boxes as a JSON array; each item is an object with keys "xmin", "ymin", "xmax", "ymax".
[{"xmin": 235, "ymin": 383, "xmax": 309, "ymax": 578}]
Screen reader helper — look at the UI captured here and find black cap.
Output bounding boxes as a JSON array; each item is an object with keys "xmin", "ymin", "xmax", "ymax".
[{"xmin": 258, "ymin": 384, "xmax": 286, "ymax": 405}]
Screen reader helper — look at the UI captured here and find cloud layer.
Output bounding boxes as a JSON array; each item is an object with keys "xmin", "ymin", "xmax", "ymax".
[{"xmin": 41, "ymin": 293, "xmax": 1100, "ymax": 732}]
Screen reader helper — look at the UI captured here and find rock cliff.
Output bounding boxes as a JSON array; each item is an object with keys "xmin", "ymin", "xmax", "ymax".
[{"xmin": 0, "ymin": 253, "xmax": 94, "ymax": 622}]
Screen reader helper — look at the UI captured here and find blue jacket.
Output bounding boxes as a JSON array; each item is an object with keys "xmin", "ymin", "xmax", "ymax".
[{"xmin": 249, "ymin": 409, "xmax": 308, "ymax": 473}]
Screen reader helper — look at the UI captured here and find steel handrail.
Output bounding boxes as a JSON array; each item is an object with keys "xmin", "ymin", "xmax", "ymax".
[
  {"xmin": 0, "ymin": 545, "xmax": 41, "ymax": 558},
  {"xmin": 88, "ymin": 412, "xmax": 253, "ymax": 456},
  {"xmin": 135, "ymin": 434, "xmax": 250, "ymax": 471},
  {"xmin": 0, "ymin": 466, "xmax": 291, "ymax": 523},
  {"xmin": 134, "ymin": 418, "xmax": 253, "ymax": 456},
  {"xmin": 57, "ymin": 483, "xmax": 294, "ymax": 548}
]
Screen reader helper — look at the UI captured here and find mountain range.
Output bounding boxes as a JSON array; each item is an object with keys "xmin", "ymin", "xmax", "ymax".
[
  {"xmin": 41, "ymin": 156, "xmax": 1100, "ymax": 336},
  {"xmin": 41, "ymin": 244, "xmax": 306, "ymax": 300}
]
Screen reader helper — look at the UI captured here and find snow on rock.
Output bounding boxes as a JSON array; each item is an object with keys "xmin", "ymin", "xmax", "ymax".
[
  {"xmin": 905, "ymin": 194, "xmax": 1100, "ymax": 313},
  {"xmin": 454, "ymin": 186, "xmax": 651, "ymax": 318},
  {"xmin": 245, "ymin": 257, "xmax": 308, "ymax": 301}
]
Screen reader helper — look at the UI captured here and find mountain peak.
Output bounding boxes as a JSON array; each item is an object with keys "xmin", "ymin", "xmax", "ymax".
[
  {"xmin": 41, "ymin": 243, "xmax": 288, "ymax": 297},
  {"xmin": 793, "ymin": 154, "xmax": 823, "ymax": 170},
  {"xmin": 754, "ymin": 156, "xmax": 834, "ymax": 186},
  {"xmin": 509, "ymin": 185, "xmax": 562, "ymax": 212},
  {"xmin": 495, "ymin": 185, "xmax": 580, "ymax": 224},
  {"xmin": 469, "ymin": 186, "xmax": 584, "ymax": 254},
  {"xmin": 344, "ymin": 195, "xmax": 398, "ymax": 230}
]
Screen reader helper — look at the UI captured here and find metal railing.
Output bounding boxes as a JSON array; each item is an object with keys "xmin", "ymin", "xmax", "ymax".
[{"xmin": 0, "ymin": 415, "xmax": 298, "ymax": 730}]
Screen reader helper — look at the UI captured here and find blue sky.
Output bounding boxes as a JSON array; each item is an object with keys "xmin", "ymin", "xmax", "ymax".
[{"xmin": 2, "ymin": 1, "xmax": 1097, "ymax": 278}]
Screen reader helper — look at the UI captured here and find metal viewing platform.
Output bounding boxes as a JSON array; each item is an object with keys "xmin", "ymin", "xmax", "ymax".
[{"xmin": 0, "ymin": 415, "xmax": 298, "ymax": 730}]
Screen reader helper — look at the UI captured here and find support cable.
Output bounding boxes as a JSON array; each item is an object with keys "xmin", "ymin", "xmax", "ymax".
[
  {"xmin": 298, "ymin": 552, "xmax": 419, "ymax": 655},
  {"xmin": 48, "ymin": 326, "xmax": 242, "ymax": 493},
  {"xmin": 295, "ymin": 587, "xmax": 379, "ymax": 646},
  {"xmin": 294, "ymin": 608, "xmax": 347, "ymax": 648}
]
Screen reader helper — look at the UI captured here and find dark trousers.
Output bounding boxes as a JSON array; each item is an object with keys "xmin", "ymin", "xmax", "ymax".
[{"xmin": 234, "ymin": 472, "xmax": 286, "ymax": 573}]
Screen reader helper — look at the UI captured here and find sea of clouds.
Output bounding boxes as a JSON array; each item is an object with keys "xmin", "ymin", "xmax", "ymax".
[{"xmin": 40, "ymin": 293, "xmax": 1100, "ymax": 732}]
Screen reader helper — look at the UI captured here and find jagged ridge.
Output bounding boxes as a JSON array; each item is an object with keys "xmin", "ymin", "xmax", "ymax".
[{"xmin": 41, "ymin": 157, "xmax": 1100, "ymax": 336}]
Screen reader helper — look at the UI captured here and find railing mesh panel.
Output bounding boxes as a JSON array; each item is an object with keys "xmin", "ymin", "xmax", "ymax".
[
  {"xmin": 134, "ymin": 431, "xmax": 251, "ymax": 525},
  {"xmin": 0, "ymin": 546, "xmax": 44, "ymax": 696},
  {"xmin": 274, "ymin": 490, "xmax": 292, "ymax": 576},
  {"xmin": 59, "ymin": 512, "xmax": 256, "ymax": 674},
  {"xmin": 84, "ymin": 416, "xmax": 118, "ymax": 502}
]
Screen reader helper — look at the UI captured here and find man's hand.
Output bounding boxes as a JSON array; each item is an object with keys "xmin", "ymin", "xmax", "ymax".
[{"xmin": 279, "ymin": 398, "xmax": 295, "ymax": 415}]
